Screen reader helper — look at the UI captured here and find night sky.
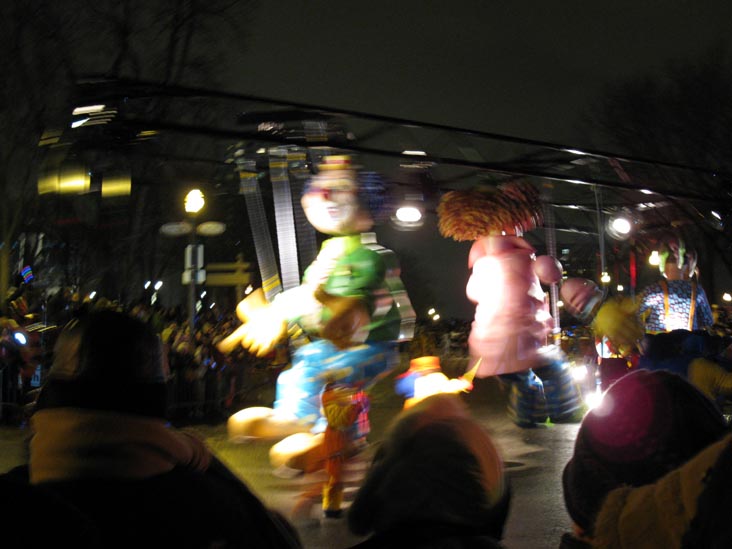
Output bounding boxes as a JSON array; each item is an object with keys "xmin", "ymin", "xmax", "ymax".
[
  {"xmin": 232, "ymin": 1, "xmax": 732, "ymax": 148},
  {"xmin": 226, "ymin": 2, "xmax": 732, "ymax": 319}
]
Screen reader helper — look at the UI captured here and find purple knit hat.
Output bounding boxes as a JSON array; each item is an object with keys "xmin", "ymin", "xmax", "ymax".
[{"xmin": 562, "ymin": 369, "xmax": 729, "ymax": 533}]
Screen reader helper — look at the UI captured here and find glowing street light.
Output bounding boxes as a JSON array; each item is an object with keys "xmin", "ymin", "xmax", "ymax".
[
  {"xmin": 185, "ymin": 189, "xmax": 205, "ymax": 214},
  {"xmin": 185, "ymin": 189, "xmax": 205, "ymax": 336},
  {"xmin": 161, "ymin": 188, "xmax": 225, "ymax": 335}
]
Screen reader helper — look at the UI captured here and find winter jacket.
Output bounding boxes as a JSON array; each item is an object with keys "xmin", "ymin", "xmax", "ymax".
[
  {"xmin": 591, "ymin": 432, "xmax": 732, "ymax": 548},
  {"xmin": 1, "ymin": 460, "xmax": 301, "ymax": 549}
]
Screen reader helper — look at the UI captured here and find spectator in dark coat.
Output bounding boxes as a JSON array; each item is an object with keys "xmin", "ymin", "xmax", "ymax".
[
  {"xmin": 561, "ymin": 369, "xmax": 729, "ymax": 548},
  {"xmin": 0, "ymin": 310, "xmax": 301, "ymax": 549}
]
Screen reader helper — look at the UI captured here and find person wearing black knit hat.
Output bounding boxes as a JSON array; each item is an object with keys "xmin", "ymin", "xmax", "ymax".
[
  {"xmin": 0, "ymin": 310, "xmax": 302, "ymax": 549},
  {"xmin": 561, "ymin": 369, "xmax": 729, "ymax": 546},
  {"xmin": 348, "ymin": 393, "xmax": 510, "ymax": 548}
]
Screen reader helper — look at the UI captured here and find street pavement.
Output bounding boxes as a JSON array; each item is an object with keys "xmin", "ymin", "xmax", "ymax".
[
  {"xmin": 0, "ymin": 373, "xmax": 581, "ymax": 549},
  {"xmin": 192, "ymin": 374, "xmax": 580, "ymax": 549}
]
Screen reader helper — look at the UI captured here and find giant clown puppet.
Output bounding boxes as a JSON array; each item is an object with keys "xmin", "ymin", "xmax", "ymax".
[
  {"xmin": 560, "ymin": 233, "xmax": 732, "ymax": 404},
  {"xmin": 218, "ymin": 155, "xmax": 409, "ymax": 468},
  {"xmin": 437, "ymin": 181, "xmax": 584, "ymax": 427}
]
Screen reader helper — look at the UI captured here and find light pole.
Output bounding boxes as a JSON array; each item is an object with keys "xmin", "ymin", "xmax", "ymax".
[
  {"xmin": 184, "ymin": 189, "xmax": 205, "ymax": 337},
  {"xmin": 160, "ymin": 189, "xmax": 225, "ymax": 339}
]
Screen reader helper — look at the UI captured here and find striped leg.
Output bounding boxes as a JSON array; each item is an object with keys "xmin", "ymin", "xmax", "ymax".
[
  {"xmin": 503, "ymin": 370, "xmax": 548, "ymax": 427},
  {"xmin": 535, "ymin": 360, "xmax": 584, "ymax": 423}
]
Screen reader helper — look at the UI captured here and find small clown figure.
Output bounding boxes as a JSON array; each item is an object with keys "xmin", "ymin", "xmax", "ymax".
[
  {"xmin": 320, "ymin": 379, "xmax": 365, "ymax": 518},
  {"xmin": 394, "ymin": 356, "xmax": 473, "ymax": 409}
]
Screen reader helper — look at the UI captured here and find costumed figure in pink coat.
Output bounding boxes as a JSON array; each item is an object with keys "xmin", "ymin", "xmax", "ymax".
[{"xmin": 437, "ymin": 181, "xmax": 584, "ymax": 426}]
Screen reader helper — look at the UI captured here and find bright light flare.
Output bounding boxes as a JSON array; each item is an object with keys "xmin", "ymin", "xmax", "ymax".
[
  {"xmin": 154, "ymin": 281, "xmax": 163, "ymax": 291},
  {"xmin": 600, "ymin": 272, "xmax": 611, "ymax": 284},
  {"xmin": 395, "ymin": 206, "xmax": 422, "ymax": 223},
  {"xmin": 649, "ymin": 250, "xmax": 660, "ymax": 266},
  {"xmin": 584, "ymin": 386, "xmax": 604, "ymax": 410},
  {"xmin": 185, "ymin": 189, "xmax": 205, "ymax": 214},
  {"xmin": 610, "ymin": 217, "xmax": 632, "ymax": 235},
  {"xmin": 723, "ymin": 293, "xmax": 732, "ymax": 302},
  {"xmin": 571, "ymin": 364, "xmax": 588, "ymax": 381}
]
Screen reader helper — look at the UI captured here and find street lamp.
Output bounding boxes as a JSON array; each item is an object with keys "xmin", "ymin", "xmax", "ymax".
[
  {"xmin": 184, "ymin": 189, "xmax": 204, "ymax": 337},
  {"xmin": 185, "ymin": 189, "xmax": 205, "ymax": 215},
  {"xmin": 160, "ymin": 189, "xmax": 225, "ymax": 338}
]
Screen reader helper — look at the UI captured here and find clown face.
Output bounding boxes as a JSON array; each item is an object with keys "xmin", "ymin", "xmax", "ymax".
[
  {"xmin": 302, "ymin": 168, "xmax": 372, "ymax": 235},
  {"xmin": 659, "ymin": 238, "xmax": 697, "ymax": 281}
]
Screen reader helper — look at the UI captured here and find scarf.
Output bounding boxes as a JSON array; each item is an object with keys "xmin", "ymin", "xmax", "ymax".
[{"xmin": 30, "ymin": 408, "xmax": 211, "ymax": 484}]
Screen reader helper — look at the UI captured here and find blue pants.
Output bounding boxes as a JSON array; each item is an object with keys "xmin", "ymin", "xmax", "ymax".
[
  {"xmin": 502, "ymin": 359, "xmax": 583, "ymax": 426},
  {"xmin": 273, "ymin": 340, "xmax": 398, "ymax": 433}
]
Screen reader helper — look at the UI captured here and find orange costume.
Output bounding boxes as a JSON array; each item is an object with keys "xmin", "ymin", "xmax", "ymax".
[{"xmin": 321, "ymin": 381, "xmax": 364, "ymax": 517}]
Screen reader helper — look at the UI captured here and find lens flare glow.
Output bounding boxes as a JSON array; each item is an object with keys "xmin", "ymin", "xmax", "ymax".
[
  {"xmin": 584, "ymin": 386, "xmax": 604, "ymax": 410},
  {"xmin": 571, "ymin": 364, "xmax": 588, "ymax": 381}
]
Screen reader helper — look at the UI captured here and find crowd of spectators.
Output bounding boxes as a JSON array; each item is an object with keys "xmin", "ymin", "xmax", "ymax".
[
  {"xmin": 3, "ymin": 288, "xmax": 286, "ymax": 424},
  {"xmin": 121, "ymin": 301, "xmax": 288, "ymax": 423}
]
